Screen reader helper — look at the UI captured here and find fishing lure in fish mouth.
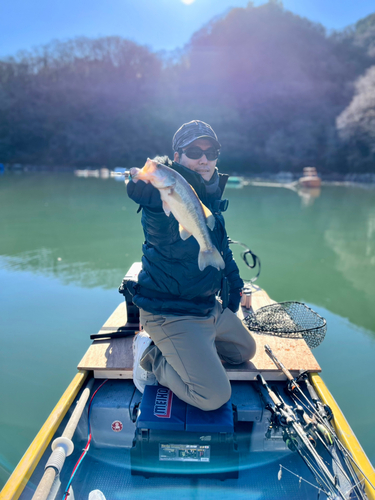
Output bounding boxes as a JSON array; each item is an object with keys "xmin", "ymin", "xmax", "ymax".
[{"xmin": 129, "ymin": 158, "xmax": 225, "ymax": 272}]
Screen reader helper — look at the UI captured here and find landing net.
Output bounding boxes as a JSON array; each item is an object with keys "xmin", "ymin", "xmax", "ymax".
[{"xmin": 243, "ymin": 302, "xmax": 326, "ymax": 349}]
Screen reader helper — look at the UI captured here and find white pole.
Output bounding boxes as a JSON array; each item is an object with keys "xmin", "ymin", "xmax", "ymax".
[{"xmin": 31, "ymin": 378, "xmax": 95, "ymax": 500}]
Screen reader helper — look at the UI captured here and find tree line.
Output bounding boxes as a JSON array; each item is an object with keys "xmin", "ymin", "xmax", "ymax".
[{"xmin": 1, "ymin": 2, "xmax": 375, "ymax": 174}]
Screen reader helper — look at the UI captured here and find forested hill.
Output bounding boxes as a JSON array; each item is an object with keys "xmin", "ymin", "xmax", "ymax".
[
  {"xmin": 1, "ymin": 2, "xmax": 375, "ymax": 174},
  {"xmin": 341, "ymin": 12, "xmax": 375, "ymax": 58}
]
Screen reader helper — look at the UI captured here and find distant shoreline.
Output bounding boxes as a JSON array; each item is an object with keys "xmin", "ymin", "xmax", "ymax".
[{"xmin": 2, "ymin": 164, "xmax": 375, "ymax": 187}]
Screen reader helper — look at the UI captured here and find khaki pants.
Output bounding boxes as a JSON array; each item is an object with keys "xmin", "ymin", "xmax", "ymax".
[{"xmin": 140, "ymin": 300, "xmax": 256, "ymax": 411}]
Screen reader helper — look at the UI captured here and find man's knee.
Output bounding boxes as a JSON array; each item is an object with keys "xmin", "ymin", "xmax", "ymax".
[
  {"xmin": 191, "ymin": 380, "xmax": 231, "ymax": 412},
  {"xmin": 242, "ymin": 335, "xmax": 256, "ymax": 362},
  {"xmin": 217, "ymin": 334, "xmax": 257, "ymax": 365}
]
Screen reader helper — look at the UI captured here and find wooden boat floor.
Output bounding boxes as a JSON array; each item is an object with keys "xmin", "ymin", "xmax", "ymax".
[{"xmin": 77, "ymin": 285, "xmax": 321, "ymax": 380}]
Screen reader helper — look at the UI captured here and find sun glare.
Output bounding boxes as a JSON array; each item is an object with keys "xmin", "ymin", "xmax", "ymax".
[{"xmin": 181, "ymin": 0, "xmax": 196, "ymax": 4}]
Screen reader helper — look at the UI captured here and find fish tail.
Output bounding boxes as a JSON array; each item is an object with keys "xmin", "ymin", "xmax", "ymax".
[{"xmin": 198, "ymin": 247, "xmax": 225, "ymax": 271}]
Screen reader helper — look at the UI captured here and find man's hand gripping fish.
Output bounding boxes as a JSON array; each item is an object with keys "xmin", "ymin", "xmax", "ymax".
[{"xmin": 130, "ymin": 159, "xmax": 225, "ymax": 272}]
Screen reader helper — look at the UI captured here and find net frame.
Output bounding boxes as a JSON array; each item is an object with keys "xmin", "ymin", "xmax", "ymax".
[{"xmin": 243, "ymin": 301, "xmax": 327, "ymax": 349}]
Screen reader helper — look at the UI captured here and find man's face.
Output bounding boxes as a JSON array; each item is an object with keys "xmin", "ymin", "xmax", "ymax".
[{"xmin": 174, "ymin": 138, "xmax": 218, "ymax": 182}]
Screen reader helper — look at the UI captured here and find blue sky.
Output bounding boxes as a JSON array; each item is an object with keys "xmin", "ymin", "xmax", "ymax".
[{"xmin": 1, "ymin": 0, "xmax": 375, "ymax": 58}]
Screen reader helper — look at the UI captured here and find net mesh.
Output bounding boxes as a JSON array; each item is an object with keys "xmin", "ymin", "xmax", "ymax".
[{"xmin": 243, "ymin": 302, "xmax": 326, "ymax": 349}]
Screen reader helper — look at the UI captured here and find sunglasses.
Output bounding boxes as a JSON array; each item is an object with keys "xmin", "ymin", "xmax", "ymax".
[{"xmin": 180, "ymin": 147, "xmax": 219, "ymax": 161}]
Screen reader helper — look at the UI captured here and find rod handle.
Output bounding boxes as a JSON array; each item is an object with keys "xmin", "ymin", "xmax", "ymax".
[
  {"xmin": 298, "ymin": 370, "xmax": 319, "ymax": 401},
  {"xmin": 265, "ymin": 344, "xmax": 295, "ymax": 383},
  {"xmin": 256, "ymin": 374, "xmax": 280, "ymax": 406}
]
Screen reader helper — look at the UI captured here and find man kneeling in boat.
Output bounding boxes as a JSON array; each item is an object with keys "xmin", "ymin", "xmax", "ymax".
[{"xmin": 127, "ymin": 120, "xmax": 256, "ymax": 411}]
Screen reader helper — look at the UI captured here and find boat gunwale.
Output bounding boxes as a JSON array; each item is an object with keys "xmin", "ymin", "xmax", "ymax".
[
  {"xmin": 2, "ymin": 355, "xmax": 375, "ymax": 500},
  {"xmin": 1, "ymin": 370, "xmax": 88, "ymax": 500},
  {"xmin": 311, "ymin": 372, "xmax": 375, "ymax": 500}
]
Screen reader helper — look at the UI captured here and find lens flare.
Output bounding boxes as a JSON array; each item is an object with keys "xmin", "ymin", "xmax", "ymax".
[{"xmin": 181, "ymin": 0, "xmax": 196, "ymax": 4}]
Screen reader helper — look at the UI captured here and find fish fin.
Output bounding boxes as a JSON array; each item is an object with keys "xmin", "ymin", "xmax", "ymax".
[
  {"xmin": 187, "ymin": 185, "xmax": 215, "ymax": 230},
  {"xmin": 162, "ymin": 201, "xmax": 171, "ymax": 216},
  {"xmin": 179, "ymin": 225, "xmax": 192, "ymax": 240},
  {"xmin": 200, "ymin": 202, "xmax": 215, "ymax": 231},
  {"xmin": 206, "ymin": 214, "xmax": 215, "ymax": 231},
  {"xmin": 198, "ymin": 247, "xmax": 225, "ymax": 271}
]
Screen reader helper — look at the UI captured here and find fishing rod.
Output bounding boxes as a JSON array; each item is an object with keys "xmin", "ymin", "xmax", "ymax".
[
  {"xmin": 265, "ymin": 345, "xmax": 346, "ymax": 445},
  {"xmin": 264, "ymin": 345, "xmax": 375, "ymax": 484},
  {"xmin": 297, "ymin": 370, "xmax": 333, "ymax": 422},
  {"xmin": 273, "ymin": 384, "xmax": 368, "ymax": 500},
  {"xmin": 295, "ymin": 373, "xmax": 372, "ymax": 500},
  {"xmin": 272, "ymin": 386, "xmax": 348, "ymax": 497},
  {"xmin": 289, "ymin": 389, "xmax": 368, "ymax": 500},
  {"xmin": 257, "ymin": 373, "xmax": 347, "ymax": 499},
  {"xmin": 265, "ymin": 346, "xmax": 333, "ymax": 430},
  {"xmin": 264, "ymin": 345, "xmax": 373, "ymax": 498},
  {"xmin": 264, "ymin": 345, "xmax": 334, "ymax": 443}
]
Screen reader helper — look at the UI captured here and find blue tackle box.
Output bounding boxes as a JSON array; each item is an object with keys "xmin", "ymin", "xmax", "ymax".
[{"xmin": 130, "ymin": 385, "xmax": 239, "ymax": 479}]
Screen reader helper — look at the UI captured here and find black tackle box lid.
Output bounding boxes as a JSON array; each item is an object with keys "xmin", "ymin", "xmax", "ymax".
[{"xmin": 137, "ymin": 385, "xmax": 234, "ymax": 433}]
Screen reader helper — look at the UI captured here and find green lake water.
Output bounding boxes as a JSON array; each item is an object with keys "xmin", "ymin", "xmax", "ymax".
[{"xmin": 0, "ymin": 172, "xmax": 374, "ymax": 488}]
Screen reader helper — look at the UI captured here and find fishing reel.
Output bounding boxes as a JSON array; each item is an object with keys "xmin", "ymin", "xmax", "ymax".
[
  {"xmin": 323, "ymin": 404, "xmax": 334, "ymax": 422},
  {"xmin": 283, "ymin": 429, "xmax": 299, "ymax": 452},
  {"xmin": 264, "ymin": 404, "xmax": 285, "ymax": 439},
  {"xmin": 296, "ymin": 371, "xmax": 334, "ymax": 422},
  {"xmin": 286, "ymin": 379, "xmax": 299, "ymax": 393}
]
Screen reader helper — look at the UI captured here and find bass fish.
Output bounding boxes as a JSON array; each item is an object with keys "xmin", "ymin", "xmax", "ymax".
[{"xmin": 130, "ymin": 159, "xmax": 225, "ymax": 272}]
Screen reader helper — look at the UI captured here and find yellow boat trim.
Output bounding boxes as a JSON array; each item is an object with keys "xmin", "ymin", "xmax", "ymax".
[
  {"xmin": 311, "ymin": 373, "xmax": 375, "ymax": 500},
  {"xmin": 0, "ymin": 370, "xmax": 88, "ymax": 500},
  {"xmin": 2, "ymin": 370, "xmax": 374, "ymax": 499}
]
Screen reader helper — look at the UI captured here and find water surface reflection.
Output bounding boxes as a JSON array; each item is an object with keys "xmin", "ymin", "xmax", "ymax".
[
  {"xmin": 1, "ymin": 172, "xmax": 375, "ymax": 486},
  {"xmin": 1, "ymin": 174, "xmax": 375, "ymax": 334}
]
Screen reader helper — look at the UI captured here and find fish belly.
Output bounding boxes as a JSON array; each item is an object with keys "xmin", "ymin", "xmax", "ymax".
[
  {"xmin": 159, "ymin": 176, "xmax": 225, "ymax": 271},
  {"xmin": 160, "ymin": 188, "xmax": 211, "ymax": 249}
]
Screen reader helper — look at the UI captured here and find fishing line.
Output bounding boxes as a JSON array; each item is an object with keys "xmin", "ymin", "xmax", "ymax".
[
  {"xmin": 228, "ymin": 238, "xmax": 261, "ymax": 283},
  {"xmin": 312, "ymin": 433, "xmax": 366, "ymax": 500},
  {"xmin": 258, "ymin": 375, "xmax": 345, "ymax": 499},
  {"xmin": 289, "ymin": 385, "xmax": 368, "ymax": 499},
  {"xmin": 296, "ymin": 428, "xmax": 341, "ymax": 498},
  {"xmin": 290, "ymin": 389, "xmax": 373, "ymax": 495},
  {"xmin": 297, "ymin": 447, "xmax": 334, "ymax": 498},
  {"xmin": 346, "ymin": 478, "xmax": 367, "ymax": 499},
  {"xmin": 290, "ymin": 392, "xmax": 353, "ymax": 482},
  {"xmin": 269, "ymin": 356, "xmax": 374, "ymax": 496},
  {"xmin": 302, "ymin": 449, "xmax": 349, "ymax": 500},
  {"xmin": 286, "ymin": 382, "xmax": 370, "ymax": 500},
  {"xmin": 278, "ymin": 464, "xmax": 326, "ymax": 495}
]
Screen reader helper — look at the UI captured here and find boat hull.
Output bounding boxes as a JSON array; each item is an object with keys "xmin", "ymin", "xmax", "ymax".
[{"xmin": 2, "ymin": 372, "xmax": 374, "ymax": 500}]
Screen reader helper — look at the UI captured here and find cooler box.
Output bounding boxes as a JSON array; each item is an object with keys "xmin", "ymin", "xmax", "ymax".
[{"xmin": 130, "ymin": 385, "xmax": 239, "ymax": 479}]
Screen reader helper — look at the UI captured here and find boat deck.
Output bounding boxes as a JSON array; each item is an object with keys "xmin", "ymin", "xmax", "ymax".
[
  {"xmin": 47, "ymin": 446, "xmax": 322, "ymax": 500},
  {"xmin": 11, "ymin": 273, "xmax": 374, "ymax": 500},
  {"xmin": 18, "ymin": 379, "xmax": 338, "ymax": 500},
  {"xmin": 78, "ymin": 283, "xmax": 321, "ymax": 380}
]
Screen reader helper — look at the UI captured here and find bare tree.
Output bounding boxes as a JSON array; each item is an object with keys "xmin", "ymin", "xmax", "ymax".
[{"xmin": 336, "ymin": 65, "xmax": 375, "ymax": 171}]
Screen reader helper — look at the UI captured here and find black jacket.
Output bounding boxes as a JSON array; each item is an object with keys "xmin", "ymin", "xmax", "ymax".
[{"xmin": 128, "ymin": 160, "xmax": 243, "ymax": 316}]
